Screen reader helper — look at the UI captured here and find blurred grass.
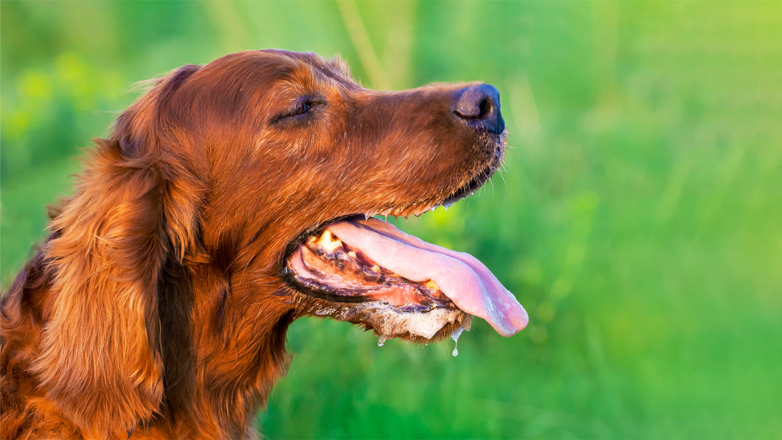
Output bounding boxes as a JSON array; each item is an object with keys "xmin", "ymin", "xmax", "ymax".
[{"xmin": 2, "ymin": 1, "xmax": 782, "ymax": 438}]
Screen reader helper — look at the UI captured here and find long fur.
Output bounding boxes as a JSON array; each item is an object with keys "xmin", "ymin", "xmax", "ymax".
[{"xmin": 1, "ymin": 50, "xmax": 500, "ymax": 439}]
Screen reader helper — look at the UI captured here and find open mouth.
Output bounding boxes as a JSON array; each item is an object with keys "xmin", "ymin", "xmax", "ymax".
[{"xmin": 282, "ymin": 156, "xmax": 528, "ymax": 344}]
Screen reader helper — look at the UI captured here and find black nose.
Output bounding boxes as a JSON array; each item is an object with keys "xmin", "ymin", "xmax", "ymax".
[{"xmin": 452, "ymin": 84, "xmax": 505, "ymax": 135}]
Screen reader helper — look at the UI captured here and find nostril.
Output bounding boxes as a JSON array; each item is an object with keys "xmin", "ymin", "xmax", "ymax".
[
  {"xmin": 454, "ymin": 99, "xmax": 492, "ymax": 120},
  {"xmin": 453, "ymin": 84, "xmax": 499, "ymax": 120},
  {"xmin": 452, "ymin": 83, "xmax": 504, "ymax": 134},
  {"xmin": 478, "ymin": 98, "xmax": 492, "ymax": 119}
]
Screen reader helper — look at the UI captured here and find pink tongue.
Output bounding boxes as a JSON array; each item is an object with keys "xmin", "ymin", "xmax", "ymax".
[{"xmin": 328, "ymin": 218, "xmax": 528, "ymax": 337}]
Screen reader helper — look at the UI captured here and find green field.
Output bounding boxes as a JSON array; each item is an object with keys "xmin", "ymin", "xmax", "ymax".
[{"xmin": 2, "ymin": 1, "xmax": 781, "ymax": 438}]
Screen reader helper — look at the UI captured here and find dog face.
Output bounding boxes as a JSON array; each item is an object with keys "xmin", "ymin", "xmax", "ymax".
[{"xmin": 125, "ymin": 49, "xmax": 524, "ymax": 342}]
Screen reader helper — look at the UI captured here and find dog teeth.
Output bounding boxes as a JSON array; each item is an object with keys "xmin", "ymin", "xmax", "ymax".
[
  {"xmin": 348, "ymin": 251, "xmax": 357, "ymax": 258},
  {"xmin": 424, "ymin": 280, "xmax": 440, "ymax": 291},
  {"xmin": 370, "ymin": 203, "xmax": 449, "ymax": 221},
  {"xmin": 317, "ymin": 230, "xmax": 343, "ymax": 253},
  {"xmin": 370, "ymin": 265, "xmax": 380, "ymax": 273}
]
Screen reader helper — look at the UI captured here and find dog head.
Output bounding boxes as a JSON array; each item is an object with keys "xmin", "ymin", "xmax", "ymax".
[{"xmin": 34, "ymin": 50, "xmax": 526, "ymax": 436}]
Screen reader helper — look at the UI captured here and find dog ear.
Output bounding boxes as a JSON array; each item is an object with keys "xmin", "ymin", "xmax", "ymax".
[{"xmin": 32, "ymin": 65, "xmax": 202, "ymax": 437}]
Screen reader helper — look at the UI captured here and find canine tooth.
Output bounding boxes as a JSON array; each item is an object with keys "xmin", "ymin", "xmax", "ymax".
[
  {"xmin": 326, "ymin": 240, "xmax": 343, "ymax": 253},
  {"xmin": 424, "ymin": 280, "xmax": 440, "ymax": 291},
  {"xmin": 370, "ymin": 265, "xmax": 380, "ymax": 273},
  {"xmin": 317, "ymin": 230, "xmax": 343, "ymax": 253},
  {"xmin": 348, "ymin": 251, "xmax": 357, "ymax": 258}
]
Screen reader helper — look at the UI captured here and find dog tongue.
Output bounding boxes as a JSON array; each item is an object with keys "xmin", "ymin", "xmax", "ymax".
[{"xmin": 328, "ymin": 217, "xmax": 528, "ymax": 337}]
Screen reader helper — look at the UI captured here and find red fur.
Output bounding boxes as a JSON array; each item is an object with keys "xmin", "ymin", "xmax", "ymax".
[{"xmin": 1, "ymin": 50, "xmax": 498, "ymax": 438}]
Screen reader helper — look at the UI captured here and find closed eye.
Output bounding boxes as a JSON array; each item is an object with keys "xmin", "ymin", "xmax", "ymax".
[{"xmin": 271, "ymin": 95, "xmax": 326, "ymax": 123}]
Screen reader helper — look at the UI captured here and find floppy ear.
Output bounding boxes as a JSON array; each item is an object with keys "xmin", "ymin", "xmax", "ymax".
[{"xmin": 32, "ymin": 66, "xmax": 202, "ymax": 437}]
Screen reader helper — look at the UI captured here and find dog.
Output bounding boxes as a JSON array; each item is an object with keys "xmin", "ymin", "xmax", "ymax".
[{"xmin": 0, "ymin": 50, "xmax": 528, "ymax": 439}]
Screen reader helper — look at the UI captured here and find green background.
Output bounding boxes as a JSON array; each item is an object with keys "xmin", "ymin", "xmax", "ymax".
[{"xmin": 2, "ymin": 1, "xmax": 781, "ymax": 438}]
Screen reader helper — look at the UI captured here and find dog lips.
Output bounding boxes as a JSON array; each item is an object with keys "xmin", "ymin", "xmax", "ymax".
[{"xmin": 328, "ymin": 218, "xmax": 528, "ymax": 336}]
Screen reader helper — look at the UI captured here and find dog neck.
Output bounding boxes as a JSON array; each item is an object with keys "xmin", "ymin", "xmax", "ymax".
[{"xmin": 155, "ymin": 259, "xmax": 295, "ymax": 438}]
